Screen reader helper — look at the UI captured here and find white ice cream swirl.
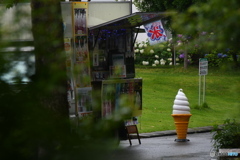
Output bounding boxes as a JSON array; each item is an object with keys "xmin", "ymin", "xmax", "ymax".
[{"xmin": 172, "ymin": 89, "xmax": 190, "ymax": 114}]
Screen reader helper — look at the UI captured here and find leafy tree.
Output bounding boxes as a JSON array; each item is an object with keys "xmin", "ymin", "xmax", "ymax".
[
  {"xmin": 171, "ymin": 0, "xmax": 240, "ymax": 68},
  {"xmin": 133, "ymin": 0, "xmax": 208, "ymax": 31},
  {"xmin": 133, "ymin": 0, "xmax": 208, "ymax": 15}
]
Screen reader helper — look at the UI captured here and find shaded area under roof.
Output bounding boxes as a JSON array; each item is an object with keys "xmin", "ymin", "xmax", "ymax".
[{"xmin": 89, "ymin": 12, "xmax": 168, "ymax": 31}]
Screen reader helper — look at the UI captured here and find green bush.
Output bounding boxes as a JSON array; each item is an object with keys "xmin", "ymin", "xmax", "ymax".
[
  {"xmin": 212, "ymin": 119, "xmax": 240, "ymax": 150},
  {"xmin": 134, "ymin": 34, "xmax": 240, "ymax": 68},
  {"xmin": 202, "ymin": 102, "xmax": 210, "ymax": 108},
  {"xmin": 134, "ymin": 40, "xmax": 181, "ymax": 66},
  {"xmin": 192, "ymin": 102, "xmax": 210, "ymax": 110}
]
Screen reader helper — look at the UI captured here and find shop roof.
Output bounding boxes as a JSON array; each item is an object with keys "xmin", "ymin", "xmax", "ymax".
[{"xmin": 89, "ymin": 12, "xmax": 168, "ymax": 31}]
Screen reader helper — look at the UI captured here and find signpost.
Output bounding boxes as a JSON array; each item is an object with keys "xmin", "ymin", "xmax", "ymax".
[{"xmin": 199, "ymin": 58, "xmax": 208, "ymax": 106}]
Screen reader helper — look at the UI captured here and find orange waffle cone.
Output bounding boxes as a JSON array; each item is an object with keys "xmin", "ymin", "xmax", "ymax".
[{"xmin": 171, "ymin": 114, "xmax": 192, "ymax": 141}]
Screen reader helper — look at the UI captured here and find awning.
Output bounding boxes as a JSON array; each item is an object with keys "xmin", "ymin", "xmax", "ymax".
[{"xmin": 89, "ymin": 12, "xmax": 168, "ymax": 31}]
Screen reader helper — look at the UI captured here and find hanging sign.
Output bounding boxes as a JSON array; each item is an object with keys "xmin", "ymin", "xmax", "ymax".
[{"xmin": 144, "ymin": 20, "xmax": 168, "ymax": 45}]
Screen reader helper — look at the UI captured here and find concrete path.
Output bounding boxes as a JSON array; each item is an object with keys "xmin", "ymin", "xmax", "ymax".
[{"xmin": 112, "ymin": 132, "xmax": 215, "ymax": 160}]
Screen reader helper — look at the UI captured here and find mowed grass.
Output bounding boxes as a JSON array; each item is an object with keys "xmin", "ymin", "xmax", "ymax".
[{"xmin": 134, "ymin": 65, "xmax": 240, "ymax": 133}]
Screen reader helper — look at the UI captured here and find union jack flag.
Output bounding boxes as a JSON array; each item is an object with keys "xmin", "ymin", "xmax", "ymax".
[{"xmin": 144, "ymin": 20, "xmax": 167, "ymax": 45}]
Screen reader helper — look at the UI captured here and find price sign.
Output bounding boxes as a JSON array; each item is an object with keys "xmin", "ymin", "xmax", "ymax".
[{"xmin": 199, "ymin": 58, "xmax": 208, "ymax": 75}]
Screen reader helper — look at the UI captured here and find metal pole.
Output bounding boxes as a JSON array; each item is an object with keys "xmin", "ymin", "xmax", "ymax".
[
  {"xmin": 199, "ymin": 75, "xmax": 201, "ymax": 106},
  {"xmin": 130, "ymin": 0, "xmax": 132, "ymax": 14},
  {"xmin": 140, "ymin": 116, "xmax": 141, "ymax": 130},
  {"xmin": 203, "ymin": 75, "xmax": 206, "ymax": 103},
  {"xmin": 173, "ymin": 45, "xmax": 176, "ymax": 65}
]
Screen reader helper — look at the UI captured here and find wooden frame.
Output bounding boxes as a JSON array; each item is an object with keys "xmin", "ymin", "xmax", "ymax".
[{"xmin": 125, "ymin": 125, "xmax": 141, "ymax": 145}]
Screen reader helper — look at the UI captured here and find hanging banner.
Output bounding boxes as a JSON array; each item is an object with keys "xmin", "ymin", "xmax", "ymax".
[
  {"xmin": 73, "ymin": 2, "xmax": 88, "ymax": 35},
  {"xmin": 75, "ymin": 62, "xmax": 91, "ymax": 88},
  {"xmin": 75, "ymin": 36, "xmax": 88, "ymax": 62},
  {"xmin": 77, "ymin": 87, "xmax": 93, "ymax": 117},
  {"xmin": 72, "ymin": 2, "xmax": 91, "ymax": 88},
  {"xmin": 72, "ymin": 2, "xmax": 92, "ymax": 115},
  {"xmin": 144, "ymin": 20, "xmax": 167, "ymax": 45},
  {"xmin": 64, "ymin": 38, "xmax": 75, "ymax": 114}
]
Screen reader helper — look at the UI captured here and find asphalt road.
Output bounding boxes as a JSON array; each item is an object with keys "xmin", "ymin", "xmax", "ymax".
[{"xmin": 112, "ymin": 132, "xmax": 215, "ymax": 160}]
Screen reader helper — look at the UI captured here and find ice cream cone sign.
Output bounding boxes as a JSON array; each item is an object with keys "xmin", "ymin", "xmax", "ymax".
[{"xmin": 171, "ymin": 89, "xmax": 192, "ymax": 142}]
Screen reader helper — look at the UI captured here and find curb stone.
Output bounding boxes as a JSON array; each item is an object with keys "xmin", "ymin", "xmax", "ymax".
[{"xmin": 130, "ymin": 126, "xmax": 215, "ymax": 139}]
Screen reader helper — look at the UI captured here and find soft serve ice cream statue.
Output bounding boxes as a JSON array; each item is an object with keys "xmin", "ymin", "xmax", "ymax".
[
  {"xmin": 172, "ymin": 89, "xmax": 192, "ymax": 141},
  {"xmin": 172, "ymin": 89, "xmax": 190, "ymax": 114}
]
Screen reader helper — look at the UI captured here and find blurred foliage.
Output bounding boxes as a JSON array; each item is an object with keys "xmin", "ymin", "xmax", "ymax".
[
  {"xmin": 1, "ymin": 0, "xmax": 30, "ymax": 8},
  {"xmin": 0, "ymin": 82, "xmax": 127, "ymax": 159}
]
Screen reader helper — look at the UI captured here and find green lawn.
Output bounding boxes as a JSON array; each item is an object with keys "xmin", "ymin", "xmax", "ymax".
[{"xmin": 134, "ymin": 65, "xmax": 240, "ymax": 133}]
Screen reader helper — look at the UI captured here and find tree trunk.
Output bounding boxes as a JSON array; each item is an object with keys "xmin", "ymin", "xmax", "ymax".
[
  {"xmin": 232, "ymin": 53, "xmax": 239, "ymax": 68},
  {"xmin": 31, "ymin": 0, "xmax": 69, "ymax": 118},
  {"xmin": 184, "ymin": 50, "xmax": 188, "ymax": 69},
  {"xmin": 30, "ymin": 0, "xmax": 70, "ymax": 158}
]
